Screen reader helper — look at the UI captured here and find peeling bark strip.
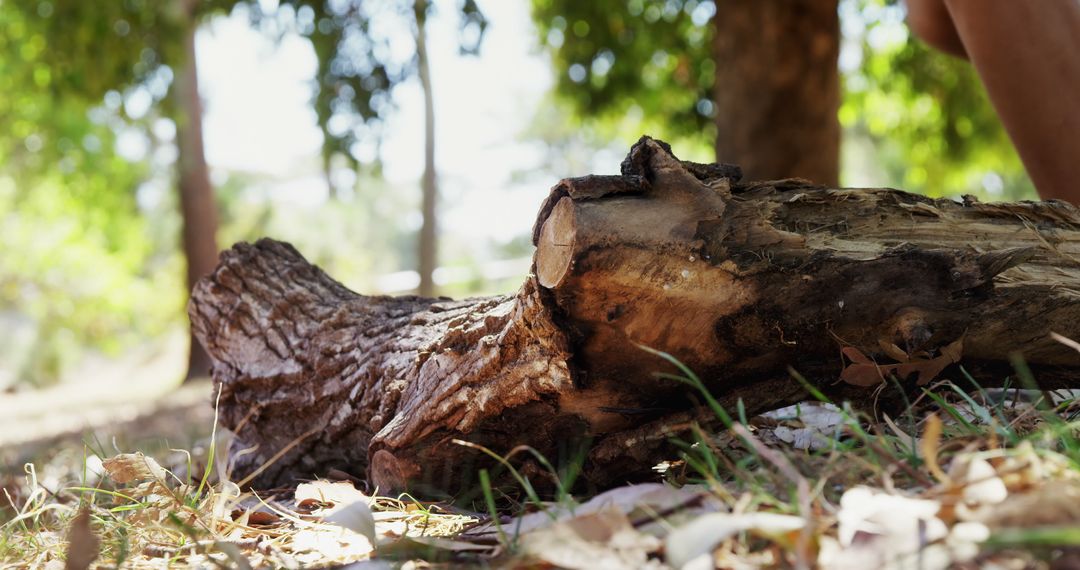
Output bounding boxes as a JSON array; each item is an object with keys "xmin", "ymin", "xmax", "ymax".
[{"xmin": 191, "ymin": 137, "xmax": 1080, "ymax": 494}]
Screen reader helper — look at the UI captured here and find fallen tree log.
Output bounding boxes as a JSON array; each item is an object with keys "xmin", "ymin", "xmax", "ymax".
[{"xmin": 190, "ymin": 136, "xmax": 1080, "ymax": 495}]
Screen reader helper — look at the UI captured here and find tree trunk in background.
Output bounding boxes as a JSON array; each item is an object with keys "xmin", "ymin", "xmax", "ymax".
[
  {"xmin": 415, "ymin": 0, "xmax": 438, "ymax": 297},
  {"xmin": 712, "ymin": 0, "xmax": 841, "ymax": 185},
  {"xmin": 191, "ymin": 137, "xmax": 1080, "ymax": 494},
  {"xmin": 175, "ymin": 17, "xmax": 219, "ymax": 382}
]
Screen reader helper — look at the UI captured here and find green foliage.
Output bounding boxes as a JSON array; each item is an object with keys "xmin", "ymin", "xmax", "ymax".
[
  {"xmin": 0, "ymin": 173, "xmax": 184, "ymax": 385},
  {"xmin": 0, "ymin": 2, "xmax": 183, "ymax": 386},
  {"xmin": 11, "ymin": 0, "xmax": 186, "ymax": 102},
  {"xmin": 531, "ymin": 0, "xmax": 715, "ymax": 152},
  {"xmin": 532, "ymin": 0, "xmax": 1035, "ymax": 199},
  {"xmin": 0, "ymin": 0, "xmax": 490, "ymax": 386},
  {"xmin": 840, "ymin": 0, "xmax": 1034, "ymax": 199},
  {"xmin": 9, "ymin": 0, "xmax": 488, "ymax": 174}
]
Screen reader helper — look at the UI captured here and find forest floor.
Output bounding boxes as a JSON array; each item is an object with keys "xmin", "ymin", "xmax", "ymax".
[{"xmin": 2, "ymin": 365, "xmax": 1080, "ymax": 569}]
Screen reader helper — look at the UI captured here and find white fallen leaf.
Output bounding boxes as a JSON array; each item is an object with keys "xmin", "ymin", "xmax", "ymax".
[
  {"xmin": 323, "ymin": 501, "xmax": 377, "ymax": 546},
  {"xmin": 212, "ymin": 480, "xmax": 241, "ymax": 520},
  {"xmin": 771, "ymin": 425, "xmax": 828, "ymax": 450},
  {"xmin": 296, "ymin": 480, "xmax": 372, "ymax": 511},
  {"xmin": 82, "ymin": 455, "xmax": 104, "ymax": 485},
  {"xmin": 292, "ymin": 524, "xmax": 374, "ymax": 561},
  {"xmin": 950, "ymin": 521, "xmax": 990, "ymax": 543},
  {"xmin": 764, "ymin": 402, "xmax": 850, "ymax": 450},
  {"xmin": 681, "ymin": 553, "xmax": 714, "ymax": 570},
  {"xmin": 333, "ymin": 560, "xmax": 398, "ymax": 569},
  {"xmin": 574, "ymin": 483, "xmax": 711, "ymax": 517},
  {"xmin": 831, "ymin": 487, "xmax": 954, "ymax": 570},
  {"xmin": 665, "ymin": 511, "xmax": 805, "ymax": 569},
  {"xmin": 837, "ymin": 486, "xmax": 944, "ymax": 546},
  {"xmin": 995, "ymin": 440, "xmax": 1076, "ymax": 490},
  {"xmin": 213, "ymin": 541, "xmax": 254, "ymax": 570},
  {"xmin": 762, "ymin": 402, "xmax": 846, "ymax": 429},
  {"xmin": 520, "ymin": 509, "xmax": 664, "ymax": 570},
  {"xmin": 462, "ymin": 482, "xmax": 718, "ymax": 541},
  {"xmin": 773, "ymin": 426, "xmax": 795, "ymax": 444},
  {"xmin": 950, "ymin": 455, "xmax": 1008, "ymax": 510}
]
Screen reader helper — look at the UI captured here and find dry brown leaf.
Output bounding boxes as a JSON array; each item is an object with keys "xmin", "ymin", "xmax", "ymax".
[
  {"xmin": 840, "ymin": 339, "xmax": 963, "ymax": 387},
  {"xmin": 244, "ymin": 510, "xmax": 282, "ymax": 526},
  {"xmin": 64, "ymin": 509, "xmax": 99, "ymax": 570},
  {"xmin": 921, "ymin": 414, "xmax": 951, "ymax": 485},
  {"xmin": 878, "ymin": 340, "xmax": 911, "ymax": 363},
  {"xmin": 101, "ymin": 453, "xmax": 167, "ymax": 484},
  {"xmin": 840, "ymin": 347, "xmax": 887, "ymax": 387}
]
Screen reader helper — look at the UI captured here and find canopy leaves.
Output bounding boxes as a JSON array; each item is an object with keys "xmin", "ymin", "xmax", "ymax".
[{"xmin": 532, "ymin": 0, "xmax": 1034, "ymax": 198}]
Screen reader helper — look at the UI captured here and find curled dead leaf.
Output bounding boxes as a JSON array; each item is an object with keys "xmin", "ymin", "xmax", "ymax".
[
  {"xmin": 101, "ymin": 453, "xmax": 167, "ymax": 485},
  {"xmin": 244, "ymin": 510, "xmax": 283, "ymax": 527},
  {"xmin": 840, "ymin": 338, "xmax": 963, "ymax": 387},
  {"xmin": 921, "ymin": 413, "xmax": 951, "ymax": 485},
  {"xmin": 877, "ymin": 340, "xmax": 910, "ymax": 363}
]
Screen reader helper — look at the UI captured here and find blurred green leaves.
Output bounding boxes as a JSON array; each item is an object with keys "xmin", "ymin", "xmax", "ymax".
[
  {"xmin": 839, "ymin": 0, "xmax": 1033, "ymax": 199},
  {"xmin": 531, "ymin": 0, "xmax": 1035, "ymax": 199},
  {"xmin": 531, "ymin": 0, "xmax": 716, "ymax": 154},
  {"xmin": 0, "ymin": 0, "xmax": 181, "ymax": 386},
  {"xmin": 0, "ymin": 0, "xmax": 491, "ymax": 387}
]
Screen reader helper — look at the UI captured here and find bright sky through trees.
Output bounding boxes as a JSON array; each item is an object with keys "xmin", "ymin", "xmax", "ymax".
[{"xmin": 197, "ymin": 0, "xmax": 559, "ymax": 243}]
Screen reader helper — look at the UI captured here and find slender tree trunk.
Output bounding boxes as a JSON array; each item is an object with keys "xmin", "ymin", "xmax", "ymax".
[
  {"xmin": 415, "ymin": 0, "xmax": 438, "ymax": 297},
  {"xmin": 711, "ymin": 0, "xmax": 841, "ymax": 185},
  {"xmin": 175, "ymin": 15, "xmax": 219, "ymax": 381}
]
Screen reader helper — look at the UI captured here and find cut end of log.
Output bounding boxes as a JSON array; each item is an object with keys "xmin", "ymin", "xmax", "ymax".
[{"xmin": 536, "ymin": 196, "xmax": 577, "ymax": 288}]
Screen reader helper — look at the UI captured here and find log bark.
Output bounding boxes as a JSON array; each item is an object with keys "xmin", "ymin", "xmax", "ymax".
[{"xmin": 190, "ymin": 137, "xmax": 1080, "ymax": 495}]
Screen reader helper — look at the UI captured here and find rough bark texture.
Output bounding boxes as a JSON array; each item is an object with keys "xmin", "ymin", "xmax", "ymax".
[
  {"xmin": 191, "ymin": 137, "xmax": 1080, "ymax": 495},
  {"xmin": 176, "ymin": 8, "xmax": 219, "ymax": 382},
  {"xmin": 712, "ymin": 0, "xmax": 840, "ymax": 185}
]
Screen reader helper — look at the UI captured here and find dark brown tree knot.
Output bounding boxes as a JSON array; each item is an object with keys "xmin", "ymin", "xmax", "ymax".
[{"xmin": 621, "ymin": 135, "xmax": 742, "ymax": 183}]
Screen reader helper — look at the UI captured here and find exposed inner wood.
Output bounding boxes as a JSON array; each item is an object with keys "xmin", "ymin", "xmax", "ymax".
[
  {"xmin": 536, "ymin": 197, "xmax": 577, "ymax": 288},
  {"xmin": 190, "ymin": 136, "xmax": 1080, "ymax": 495}
]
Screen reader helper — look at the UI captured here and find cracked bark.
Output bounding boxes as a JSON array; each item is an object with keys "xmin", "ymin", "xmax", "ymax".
[{"xmin": 190, "ymin": 137, "xmax": 1080, "ymax": 495}]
